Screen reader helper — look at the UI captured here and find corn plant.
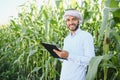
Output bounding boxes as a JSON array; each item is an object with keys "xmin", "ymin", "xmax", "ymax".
[{"xmin": 0, "ymin": 0, "xmax": 120, "ymax": 80}]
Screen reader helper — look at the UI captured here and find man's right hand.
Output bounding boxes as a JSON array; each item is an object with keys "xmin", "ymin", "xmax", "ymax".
[{"xmin": 53, "ymin": 49, "xmax": 69, "ymax": 59}]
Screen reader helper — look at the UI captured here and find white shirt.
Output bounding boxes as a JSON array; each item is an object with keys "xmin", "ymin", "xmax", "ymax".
[{"xmin": 60, "ymin": 28, "xmax": 95, "ymax": 80}]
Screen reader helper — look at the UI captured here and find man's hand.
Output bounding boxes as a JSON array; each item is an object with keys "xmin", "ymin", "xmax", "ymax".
[{"xmin": 53, "ymin": 49, "xmax": 69, "ymax": 59}]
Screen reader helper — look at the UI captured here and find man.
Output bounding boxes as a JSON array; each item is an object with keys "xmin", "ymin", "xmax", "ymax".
[{"xmin": 53, "ymin": 9, "xmax": 95, "ymax": 80}]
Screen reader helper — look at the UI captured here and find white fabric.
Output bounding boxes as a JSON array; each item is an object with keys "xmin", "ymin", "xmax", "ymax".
[
  {"xmin": 60, "ymin": 28, "xmax": 95, "ymax": 80},
  {"xmin": 63, "ymin": 9, "xmax": 83, "ymax": 23}
]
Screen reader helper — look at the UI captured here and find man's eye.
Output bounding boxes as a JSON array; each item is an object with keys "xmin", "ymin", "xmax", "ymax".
[{"xmin": 67, "ymin": 19, "xmax": 70, "ymax": 21}]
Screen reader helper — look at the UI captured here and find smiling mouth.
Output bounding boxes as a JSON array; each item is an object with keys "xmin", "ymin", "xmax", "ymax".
[{"xmin": 69, "ymin": 25, "xmax": 75, "ymax": 27}]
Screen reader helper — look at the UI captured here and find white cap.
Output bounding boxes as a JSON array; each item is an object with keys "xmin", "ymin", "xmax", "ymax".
[{"xmin": 63, "ymin": 9, "xmax": 83, "ymax": 24}]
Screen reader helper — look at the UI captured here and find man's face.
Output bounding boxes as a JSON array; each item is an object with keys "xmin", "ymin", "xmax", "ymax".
[{"xmin": 66, "ymin": 16, "xmax": 79, "ymax": 31}]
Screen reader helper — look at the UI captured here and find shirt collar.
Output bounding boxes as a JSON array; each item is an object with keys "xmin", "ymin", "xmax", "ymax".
[{"xmin": 69, "ymin": 28, "xmax": 81, "ymax": 37}]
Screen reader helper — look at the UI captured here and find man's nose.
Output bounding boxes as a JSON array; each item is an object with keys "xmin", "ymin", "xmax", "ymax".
[{"xmin": 69, "ymin": 20, "xmax": 73, "ymax": 24}]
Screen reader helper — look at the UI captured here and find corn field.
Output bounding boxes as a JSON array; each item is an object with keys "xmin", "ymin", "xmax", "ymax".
[{"xmin": 0, "ymin": 0, "xmax": 120, "ymax": 80}]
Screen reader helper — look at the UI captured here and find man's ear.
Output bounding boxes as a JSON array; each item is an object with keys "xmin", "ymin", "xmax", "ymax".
[{"xmin": 79, "ymin": 20, "xmax": 82, "ymax": 24}]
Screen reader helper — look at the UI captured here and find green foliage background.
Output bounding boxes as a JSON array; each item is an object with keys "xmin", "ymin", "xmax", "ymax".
[{"xmin": 0, "ymin": 0, "xmax": 120, "ymax": 80}]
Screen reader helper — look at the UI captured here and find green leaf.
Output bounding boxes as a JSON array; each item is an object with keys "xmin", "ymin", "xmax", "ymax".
[
  {"xmin": 105, "ymin": 0, "xmax": 111, "ymax": 7},
  {"xmin": 110, "ymin": 0, "xmax": 119, "ymax": 8},
  {"xmin": 86, "ymin": 54, "xmax": 114, "ymax": 80},
  {"xmin": 27, "ymin": 49, "xmax": 37, "ymax": 66},
  {"xmin": 113, "ymin": 9, "xmax": 120, "ymax": 17},
  {"xmin": 86, "ymin": 56, "xmax": 103, "ymax": 80},
  {"xmin": 102, "ymin": 54, "xmax": 114, "ymax": 61},
  {"xmin": 31, "ymin": 67, "xmax": 41, "ymax": 73},
  {"xmin": 105, "ymin": 0, "xmax": 119, "ymax": 8},
  {"xmin": 29, "ymin": 49, "xmax": 37, "ymax": 57},
  {"xmin": 101, "ymin": 61, "xmax": 116, "ymax": 69},
  {"xmin": 56, "ymin": 0, "xmax": 60, "ymax": 8},
  {"xmin": 98, "ymin": 8, "xmax": 109, "ymax": 42},
  {"xmin": 50, "ymin": 19, "xmax": 57, "ymax": 24},
  {"xmin": 43, "ymin": 10, "xmax": 48, "ymax": 19},
  {"xmin": 112, "ymin": 30, "xmax": 120, "ymax": 45}
]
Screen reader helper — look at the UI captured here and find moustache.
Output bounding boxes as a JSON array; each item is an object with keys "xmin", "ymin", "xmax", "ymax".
[{"xmin": 69, "ymin": 24, "xmax": 76, "ymax": 26}]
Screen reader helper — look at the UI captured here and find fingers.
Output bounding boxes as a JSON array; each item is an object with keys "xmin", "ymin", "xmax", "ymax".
[
  {"xmin": 53, "ymin": 49, "xmax": 69, "ymax": 58},
  {"xmin": 53, "ymin": 49, "xmax": 61, "ymax": 56},
  {"xmin": 53, "ymin": 49, "xmax": 60, "ymax": 53}
]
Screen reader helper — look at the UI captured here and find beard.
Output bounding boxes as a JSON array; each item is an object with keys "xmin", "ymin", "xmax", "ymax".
[{"xmin": 67, "ymin": 23, "xmax": 79, "ymax": 31}]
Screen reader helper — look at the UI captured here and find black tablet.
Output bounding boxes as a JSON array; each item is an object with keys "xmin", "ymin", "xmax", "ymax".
[{"xmin": 41, "ymin": 42, "xmax": 61, "ymax": 58}]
